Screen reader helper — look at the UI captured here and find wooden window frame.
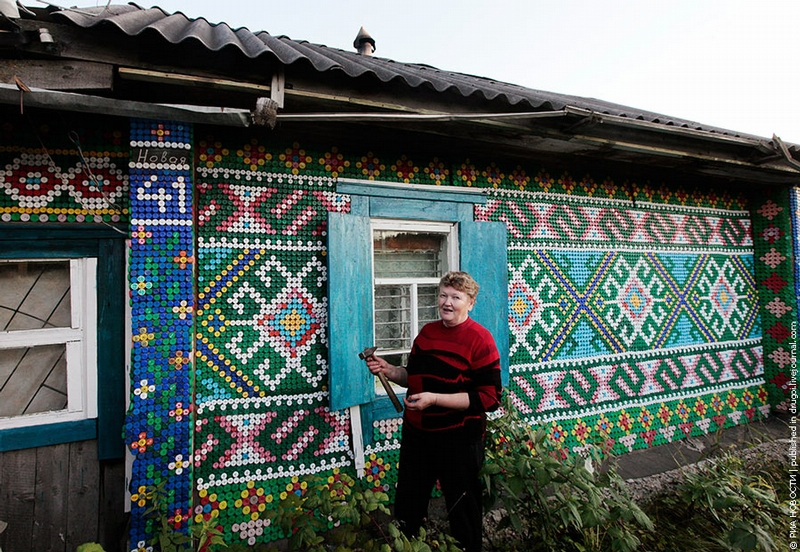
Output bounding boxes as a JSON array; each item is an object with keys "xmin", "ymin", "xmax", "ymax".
[
  {"xmin": 0, "ymin": 225, "xmax": 126, "ymax": 459},
  {"xmin": 371, "ymin": 219, "xmax": 457, "ymax": 371},
  {"xmin": 0, "ymin": 258, "xmax": 98, "ymax": 430}
]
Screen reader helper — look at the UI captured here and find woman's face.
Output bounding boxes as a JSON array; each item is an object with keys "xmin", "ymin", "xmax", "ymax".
[{"xmin": 438, "ymin": 285, "xmax": 475, "ymax": 327}]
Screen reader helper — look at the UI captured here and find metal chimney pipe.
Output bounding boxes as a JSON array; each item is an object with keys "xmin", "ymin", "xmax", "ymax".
[{"xmin": 353, "ymin": 26, "xmax": 375, "ymax": 56}]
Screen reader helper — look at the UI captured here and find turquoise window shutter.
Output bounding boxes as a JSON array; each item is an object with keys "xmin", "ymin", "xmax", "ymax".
[
  {"xmin": 327, "ymin": 212, "xmax": 375, "ymax": 410},
  {"xmin": 459, "ymin": 220, "xmax": 510, "ymax": 386}
]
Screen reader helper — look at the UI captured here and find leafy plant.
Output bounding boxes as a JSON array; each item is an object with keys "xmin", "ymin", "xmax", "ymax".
[
  {"xmin": 642, "ymin": 454, "xmax": 789, "ymax": 551},
  {"xmin": 273, "ymin": 470, "xmax": 462, "ymax": 552},
  {"xmin": 481, "ymin": 396, "xmax": 653, "ymax": 551},
  {"xmin": 76, "ymin": 544, "xmax": 106, "ymax": 552},
  {"xmin": 142, "ymin": 481, "xmax": 227, "ymax": 552},
  {"xmin": 71, "ymin": 405, "xmax": 787, "ymax": 552}
]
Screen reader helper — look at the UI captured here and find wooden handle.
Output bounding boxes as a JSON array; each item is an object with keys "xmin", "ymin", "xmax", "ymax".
[{"xmin": 377, "ymin": 371, "xmax": 403, "ymax": 413}]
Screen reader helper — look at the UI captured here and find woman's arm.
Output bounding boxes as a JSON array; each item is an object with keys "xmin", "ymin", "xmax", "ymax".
[{"xmin": 404, "ymin": 391, "xmax": 470, "ymax": 411}]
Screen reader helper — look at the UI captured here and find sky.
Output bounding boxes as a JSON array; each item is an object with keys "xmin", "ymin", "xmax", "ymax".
[{"xmin": 36, "ymin": 0, "xmax": 800, "ymax": 143}]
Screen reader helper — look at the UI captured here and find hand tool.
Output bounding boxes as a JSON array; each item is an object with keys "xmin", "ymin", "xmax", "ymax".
[{"xmin": 359, "ymin": 346, "xmax": 403, "ymax": 413}]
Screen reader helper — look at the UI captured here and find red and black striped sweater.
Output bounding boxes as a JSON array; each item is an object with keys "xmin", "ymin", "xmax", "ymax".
[{"xmin": 404, "ymin": 317, "xmax": 502, "ymax": 440}]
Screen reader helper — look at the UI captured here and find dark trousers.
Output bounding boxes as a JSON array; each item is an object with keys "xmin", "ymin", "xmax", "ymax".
[{"xmin": 394, "ymin": 423, "xmax": 485, "ymax": 552}]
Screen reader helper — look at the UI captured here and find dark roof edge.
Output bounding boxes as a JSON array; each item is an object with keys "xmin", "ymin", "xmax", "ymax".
[
  {"xmin": 0, "ymin": 82, "xmax": 252, "ymax": 126},
  {"xmin": 43, "ymin": 3, "xmax": 800, "ymax": 152}
]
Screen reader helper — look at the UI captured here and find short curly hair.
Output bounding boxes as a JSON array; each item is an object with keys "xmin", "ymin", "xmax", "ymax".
[{"xmin": 439, "ymin": 271, "xmax": 479, "ymax": 300}]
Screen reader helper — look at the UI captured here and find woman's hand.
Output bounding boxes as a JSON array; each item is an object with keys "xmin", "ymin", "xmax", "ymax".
[
  {"xmin": 404, "ymin": 392, "xmax": 438, "ymax": 410},
  {"xmin": 365, "ymin": 355, "xmax": 408, "ymax": 387},
  {"xmin": 365, "ymin": 354, "xmax": 390, "ymax": 376}
]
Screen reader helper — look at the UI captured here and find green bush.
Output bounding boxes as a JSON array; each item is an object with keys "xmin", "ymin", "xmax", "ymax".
[
  {"xmin": 639, "ymin": 454, "xmax": 789, "ymax": 551},
  {"xmin": 141, "ymin": 481, "xmax": 227, "ymax": 552},
  {"xmin": 481, "ymin": 397, "xmax": 653, "ymax": 551},
  {"xmin": 273, "ymin": 470, "xmax": 462, "ymax": 552},
  {"xmin": 76, "ymin": 403, "xmax": 786, "ymax": 552},
  {"xmin": 76, "ymin": 544, "xmax": 106, "ymax": 552}
]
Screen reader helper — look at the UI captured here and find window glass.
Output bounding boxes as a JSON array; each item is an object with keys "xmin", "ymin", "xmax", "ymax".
[
  {"xmin": 374, "ymin": 284, "xmax": 412, "ymax": 350},
  {"xmin": 417, "ymin": 284, "xmax": 439, "ymax": 330},
  {"xmin": 373, "ymin": 230, "xmax": 446, "ymax": 278},
  {"xmin": 0, "ymin": 261, "xmax": 71, "ymax": 331},
  {"xmin": 372, "ymin": 225, "xmax": 453, "ymax": 392},
  {"xmin": 0, "ymin": 344, "xmax": 67, "ymax": 417}
]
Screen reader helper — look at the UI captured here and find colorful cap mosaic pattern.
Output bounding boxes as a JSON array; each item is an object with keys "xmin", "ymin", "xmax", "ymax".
[
  {"xmin": 0, "ymin": 112, "xmax": 784, "ymax": 550},
  {"xmin": 0, "ymin": 118, "xmax": 129, "ymax": 222},
  {"xmin": 476, "ymin": 188, "xmax": 767, "ymax": 452},
  {"xmin": 793, "ymin": 187, "xmax": 800, "ymax": 325},
  {"xmin": 752, "ymin": 187, "xmax": 798, "ymax": 412},
  {"xmin": 179, "ymin": 133, "xmax": 770, "ymax": 546},
  {"xmin": 125, "ymin": 119, "xmax": 195, "ymax": 546},
  {"xmin": 194, "ymin": 139, "xmax": 354, "ymax": 544}
]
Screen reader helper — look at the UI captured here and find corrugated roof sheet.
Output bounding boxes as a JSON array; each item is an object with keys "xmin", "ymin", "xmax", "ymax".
[{"xmin": 49, "ymin": 4, "xmax": 765, "ymax": 140}]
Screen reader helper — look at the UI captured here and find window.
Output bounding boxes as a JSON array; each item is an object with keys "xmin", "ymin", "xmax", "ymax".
[
  {"xmin": 0, "ymin": 228, "xmax": 125, "ymax": 457},
  {"xmin": 327, "ymin": 179, "xmax": 509, "ymax": 444},
  {"xmin": 372, "ymin": 221, "xmax": 456, "ymax": 378},
  {"xmin": 0, "ymin": 258, "xmax": 97, "ymax": 429}
]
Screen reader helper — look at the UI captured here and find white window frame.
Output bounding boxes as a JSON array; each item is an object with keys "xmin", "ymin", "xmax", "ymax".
[
  {"xmin": 370, "ymin": 219, "xmax": 457, "ymax": 395},
  {"xmin": 0, "ymin": 258, "xmax": 98, "ymax": 430}
]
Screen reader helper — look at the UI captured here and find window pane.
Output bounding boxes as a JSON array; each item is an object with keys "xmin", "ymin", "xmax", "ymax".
[
  {"xmin": 380, "ymin": 353, "xmax": 409, "ymax": 368},
  {"xmin": 418, "ymin": 285, "xmax": 439, "ymax": 331},
  {"xmin": 0, "ymin": 344, "xmax": 67, "ymax": 418},
  {"xmin": 373, "ymin": 230, "xmax": 446, "ymax": 278},
  {"xmin": 0, "ymin": 261, "xmax": 71, "ymax": 331},
  {"xmin": 374, "ymin": 285, "xmax": 412, "ymax": 349}
]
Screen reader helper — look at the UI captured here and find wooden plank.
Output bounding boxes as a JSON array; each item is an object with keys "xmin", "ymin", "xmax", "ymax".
[
  {"xmin": 0, "ymin": 419, "xmax": 96, "ymax": 452},
  {"xmin": 66, "ymin": 440, "xmax": 99, "ymax": 551},
  {"xmin": 0, "ymin": 448, "xmax": 37, "ymax": 552},
  {"xmin": 369, "ymin": 197, "xmax": 461, "ymax": 222},
  {"xmin": 119, "ymin": 66, "xmax": 271, "ymax": 94},
  {"xmin": 0, "ymin": 328, "xmax": 80, "ymax": 348},
  {"xmin": 338, "ymin": 179, "xmax": 488, "ymax": 204},
  {"xmin": 13, "ymin": 21, "xmax": 130, "ymax": 65},
  {"xmin": 0, "ymin": 82, "xmax": 252, "ymax": 128},
  {"xmin": 0, "ymin": 60, "xmax": 113, "ymax": 91},
  {"xmin": 459, "ymin": 221, "xmax": 510, "ymax": 386},
  {"xmin": 96, "ymin": 238, "xmax": 126, "ymax": 460},
  {"xmin": 17, "ymin": 20, "xmax": 266, "ymax": 86},
  {"xmin": 0, "ymin": 227, "xmax": 125, "ymax": 242},
  {"xmin": 32, "ymin": 443, "xmax": 69, "ymax": 552},
  {"xmin": 98, "ymin": 459, "xmax": 127, "ymax": 552}
]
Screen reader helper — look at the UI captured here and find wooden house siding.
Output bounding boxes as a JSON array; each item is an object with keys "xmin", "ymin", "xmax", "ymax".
[
  {"xmin": 0, "ymin": 111, "xmax": 129, "ymax": 551},
  {"xmin": 179, "ymin": 125, "xmax": 783, "ymax": 547},
  {"xmin": 0, "ymin": 440, "xmax": 127, "ymax": 552}
]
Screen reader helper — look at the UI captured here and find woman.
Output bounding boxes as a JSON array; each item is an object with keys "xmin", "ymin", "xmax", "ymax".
[{"xmin": 366, "ymin": 271, "xmax": 502, "ymax": 552}]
